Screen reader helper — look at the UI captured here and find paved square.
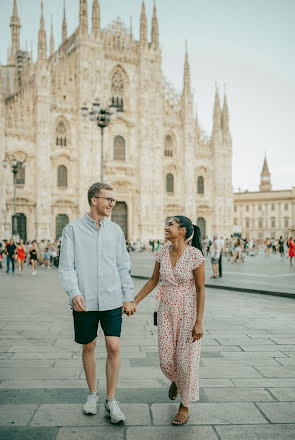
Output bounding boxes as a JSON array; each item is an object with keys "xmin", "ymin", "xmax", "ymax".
[{"xmin": 0, "ymin": 262, "xmax": 295, "ymax": 439}]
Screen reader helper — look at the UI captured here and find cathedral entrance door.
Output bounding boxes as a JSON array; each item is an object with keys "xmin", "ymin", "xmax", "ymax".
[
  {"xmin": 111, "ymin": 202, "xmax": 128, "ymax": 239},
  {"xmin": 197, "ymin": 217, "xmax": 206, "ymax": 239},
  {"xmin": 56, "ymin": 214, "xmax": 69, "ymax": 240},
  {"xmin": 12, "ymin": 213, "xmax": 27, "ymax": 242}
]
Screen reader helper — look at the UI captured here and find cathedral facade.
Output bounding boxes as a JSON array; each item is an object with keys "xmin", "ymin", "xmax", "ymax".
[{"xmin": 0, "ymin": 0, "xmax": 233, "ymax": 242}]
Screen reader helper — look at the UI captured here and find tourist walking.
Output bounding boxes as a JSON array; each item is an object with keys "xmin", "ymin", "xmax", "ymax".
[
  {"xmin": 134, "ymin": 216, "xmax": 205, "ymax": 426},
  {"xmin": 217, "ymin": 236, "xmax": 224, "ymax": 278},
  {"xmin": 288, "ymin": 237, "xmax": 295, "ymax": 266},
  {"xmin": 232, "ymin": 237, "xmax": 242, "ymax": 263},
  {"xmin": 5, "ymin": 238, "xmax": 16, "ymax": 274},
  {"xmin": 210, "ymin": 234, "xmax": 221, "ymax": 278},
  {"xmin": 29, "ymin": 242, "xmax": 38, "ymax": 275},
  {"xmin": 278, "ymin": 236, "xmax": 285, "ymax": 259},
  {"xmin": 59, "ymin": 182, "xmax": 136, "ymax": 424},
  {"xmin": 16, "ymin": 239, "xmax": 26, "ymax": 275}
]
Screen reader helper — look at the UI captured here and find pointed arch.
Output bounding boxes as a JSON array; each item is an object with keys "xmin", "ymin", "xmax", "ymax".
[
  {"xmin": 113, "ymin": 135, "xmax": 126, "ymax": 161},
  {"xmin": 110, "ymin": 65, "xmax": 129, "ymax": 109},
  {"xmin": 55, "ymin": 116, "xmax": 71, "ymax": 147},
  {"xmin": 166, "ymin": 173, "xmax": 174, "ymax": 193},
  {"xmin": 197, "ymin": 176, "xmax": 204, "ymax": 194},
  {"xmin": 57, "ymin": 165, "xmax": 67, "ymax": 187}
]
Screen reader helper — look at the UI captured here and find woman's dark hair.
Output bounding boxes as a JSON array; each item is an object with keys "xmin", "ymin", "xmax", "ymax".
[{"xmin": 174, "ymin": 216, "xmax": 203, "ymax": 254}]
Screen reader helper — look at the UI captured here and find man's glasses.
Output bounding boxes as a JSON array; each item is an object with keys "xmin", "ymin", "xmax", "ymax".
[{"xmin": 93, "ymin": 196, "xmax": 117, "ymax": 205}]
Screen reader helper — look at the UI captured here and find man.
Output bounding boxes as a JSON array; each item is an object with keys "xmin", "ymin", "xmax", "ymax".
[
  {"xmin": 217, "ymin": 236, "xmax": 224, "ymax": 278},
  {"xmin": 6, "ymin": 238, "xmax": 16, "ymax": 274},
  {"xmin": 59, "ymin": 182, "xmax": 136, "ymax": 423}
]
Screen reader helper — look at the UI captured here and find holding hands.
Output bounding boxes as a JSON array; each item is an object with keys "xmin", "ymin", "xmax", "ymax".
[{"xmin": 123, "ymin": 301, "xmax": 136, "ymax": 316}]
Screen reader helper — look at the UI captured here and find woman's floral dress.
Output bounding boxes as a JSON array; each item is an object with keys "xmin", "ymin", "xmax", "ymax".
[{"xmin": 154, "ymin": 244, "xmax": 205, "ymax": 406}]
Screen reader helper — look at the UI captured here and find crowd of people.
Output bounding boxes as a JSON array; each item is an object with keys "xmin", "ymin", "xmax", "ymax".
[
  {"xmin": 1, "ymin": 234, "xmax": 295, "ymax": 277},
  {"xmin": 0, "ymin": 238, "xmax": 61, "ymax": 275}
]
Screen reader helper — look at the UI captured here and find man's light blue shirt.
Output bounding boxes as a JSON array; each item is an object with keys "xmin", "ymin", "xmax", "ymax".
[{"xmin": 59, "ymin": 213, "xmax": 134, "ymax": 311}]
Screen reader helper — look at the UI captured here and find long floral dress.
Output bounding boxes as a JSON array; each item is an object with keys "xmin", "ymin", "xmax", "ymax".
[{"xmin": 154, "ymin": 244, "xmax": 205, "ymax": 406}]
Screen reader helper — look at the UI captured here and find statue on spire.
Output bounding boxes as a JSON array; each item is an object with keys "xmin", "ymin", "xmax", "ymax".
[
  {"xmin": 38, "ymin": 1, "xmax": 47, "ymax": 61},
  {"xmin": 92, "ymin": 0, "xmax": 100, "ymax": 37},
  {"xmin": 62, "ymin": 0, "xmax": 67, "ymax": 43},
  {"xmin": 183, "ymin": 41, "xmax": 191, "ymax": 93},
  {"xmin": 50, "ymin": 16, "xmax": 55, "ymax": 56},
  {"xmin": 140, "ymin": 1, "xmax": 147, "ymax": 47},
  {"xmin": 212, "ymin": 85, "xmax": 221, "ymax": 136},
  {"xmin": 79, "ymin": 0, "xmax": 88, "ymax": 36},
  {"xmin": 9, "ymin": 0, "xmax": 21, "ymax": 64},
  {"xmin": 151, "ymin": 0, "xmax": 159, "ymax": 49}
]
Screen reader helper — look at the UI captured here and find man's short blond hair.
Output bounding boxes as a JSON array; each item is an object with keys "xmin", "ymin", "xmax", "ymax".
[{"xmin": 87, "ymin": 182, "xmax": 113, "ymax": 206}]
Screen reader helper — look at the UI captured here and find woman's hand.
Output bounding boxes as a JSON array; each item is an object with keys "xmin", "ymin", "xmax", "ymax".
[{"xmin": 192, "ymin": 322, "xmax": 203, "ymax": 341}]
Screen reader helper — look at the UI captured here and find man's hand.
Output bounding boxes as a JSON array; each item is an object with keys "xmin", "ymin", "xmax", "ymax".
[
  {"xmin": 72, "ymin": 295, "xmax": 86, "ymax": 312},
  {"xmin": 123, "ymin": 302, "xmax": 136, "ymax": 316}
]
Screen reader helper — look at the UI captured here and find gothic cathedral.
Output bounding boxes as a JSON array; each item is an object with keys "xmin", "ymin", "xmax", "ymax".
[{"xmin": 0, "ymin": 0, "xmax": 233, "ymax": 242}]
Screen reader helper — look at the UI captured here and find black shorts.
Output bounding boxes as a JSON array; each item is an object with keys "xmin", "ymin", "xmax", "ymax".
[{"xmin": 72, "ymin": 307, "xmax": 122, "ymax": 345}]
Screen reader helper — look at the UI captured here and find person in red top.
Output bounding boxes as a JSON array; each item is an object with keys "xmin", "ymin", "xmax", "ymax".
[
  {"xmin": 17, "ymin": 239, "xmax": 26, "ymax": 275},
  {"xmin": 288, "ymin": 237, "xmax": 295, "ymax": 266}
]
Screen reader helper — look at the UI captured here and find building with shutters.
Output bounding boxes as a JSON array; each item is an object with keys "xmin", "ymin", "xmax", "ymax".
[
  {"xmin": 0, "ymin": 0, "xmax": 233, "ymax": 242},
  {"xmin": 233, "ymin": 158, "xmax": 295, "ymax": 240}
]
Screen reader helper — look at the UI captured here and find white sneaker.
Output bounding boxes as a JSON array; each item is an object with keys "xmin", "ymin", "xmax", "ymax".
[
  {"xmin": 83, "ymin": 392, "xmax": 98, "ymax": 415},
  {"xmin": 105, "ymin": 398, "xmax": 125, "ymax": 423}
]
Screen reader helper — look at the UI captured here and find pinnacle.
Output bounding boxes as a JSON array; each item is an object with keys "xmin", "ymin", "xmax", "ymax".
[{"xmin": 13, "ymin": 0, "xmax": 18, "ymax": 18}]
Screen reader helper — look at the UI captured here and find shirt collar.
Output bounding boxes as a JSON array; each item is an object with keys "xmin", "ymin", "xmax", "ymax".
[{"xmin": 84, "ymin": 213, "xmax": 106, "ymax": 229}]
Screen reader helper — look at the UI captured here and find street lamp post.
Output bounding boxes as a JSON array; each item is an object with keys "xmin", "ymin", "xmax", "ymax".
[
  {"xmin": 3, "ymin": 158, "xmax": 27, "ymax": 236},
  {"xmin": 81, "ymin": 98, "xmax": 123, "ymax": 182}
]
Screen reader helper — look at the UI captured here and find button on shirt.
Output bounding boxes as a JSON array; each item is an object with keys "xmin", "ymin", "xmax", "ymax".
[{"xmin": 58, "ymin": 214, "xmax": 134, "ymax": 311}]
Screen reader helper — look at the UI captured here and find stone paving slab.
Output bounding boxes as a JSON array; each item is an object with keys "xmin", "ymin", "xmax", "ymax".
[
  {"xmin": 126, "ymin": 426, "xmax": 218, "ymax": 440},
  {"xmin": 232, "ymin": 378, "xmax": 295, "ymax": 387},
  {"xmin": 0, "ymin": 404, "xmax": 37, "ymax": 426},
  {"xmin": 0, "ymin": 427, "xmax": 59, "ymax": 440},
  {"xmin": 0, "ymin": 380, "xmax": 88, "ymax": 389},
  {"xmin": 202, "ymin": 388, "xmax": 275, "ymax": 402},
  {"xmin": 257, "ymin": 402, "xmax": 295, "ymax": 423},
  {"xmin": 216, "ymin": 424, "xmax": 295, "ymax": 440},
  {"xmin": 151, "ymin": 402, "xmax": 268, "ymax": 425},
  {"xmin": 268, "ymin": 388, "xmax": 295, "ymax": 401},
  {"xmin": 31, "ymin": 403, "xmax": 150, "ymax": 426},
  {"xmin": 56, "ymin": 427, "xmax": 123, "ymax": 440},
  {"xmin": 0, "ymin": 367, "xmax": 82, "ymax": 380}
]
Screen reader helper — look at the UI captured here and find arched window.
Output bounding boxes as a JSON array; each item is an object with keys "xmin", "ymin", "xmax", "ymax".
[
  {"xmin": 197, "ymin": 176, "xmax": 204, "ymax": 194},
  {"xmin": 164, "ymin": 135, "xmax": 174, "ymax": 157},
  {"xmin": 166, "ymin": 174, "xmax": 174, "ymax": 193},
  {"xmin": 111, "ymin": 70, "xmax": 124, "ymax": 109},
  {"xmin": 114, "ymin": 136, "xmax": 125, "ymax": 161},
  {"xmin": 57, "ymin": 165, "xmax": 67, "ymax": 187},
  {"xmin": 56, "ymin": 214, "xmax": 69, "ymax": 239},
  {"xmin": 56, "ymin": 120, "xmax": 67, "ymax": 146},
  {"xmin": 16, "ymin": 165, "xmax": 25, "ymax": 185},
  {"xmin": 197, "ymin": 217, "xmax": 206, "ymax": 239}
]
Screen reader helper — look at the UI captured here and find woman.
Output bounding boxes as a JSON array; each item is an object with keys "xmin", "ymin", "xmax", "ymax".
[
  {"xmin": 29, "ymin": 242, "xmax": 38, "ymax": 275},
  {"xmin": 288, "ymin": 237, "xmax": 295, "ymax": 266},
  {"xmin": 16, "ymin": 239, "xmax": 26, "ymax": 275},
  {"xmin": 43, "ymin": 247, "xmax": 51, "ymax": 268},
  {"xmin": 278, "ymin": 236, "xmax": 285, "ymax": 259},
  {"xmin": 134, "ymin": 216, "xmax": 205, "ymax": 425},
  {"xmin": 232, "ymin": 237, "xmax": 242, "ymax": 263},
  {"xmin": 210, "ymin": 234, "xmax": 220, "ymax": 278}
]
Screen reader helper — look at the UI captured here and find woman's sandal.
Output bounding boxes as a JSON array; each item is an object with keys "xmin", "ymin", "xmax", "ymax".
[
  {"xmin": 172, "ymin": 413, "xmax": 189, "ymax": 426},
  {"xmin": 168, "ymin": 382, "xmax": 178, "ymax": 400}
]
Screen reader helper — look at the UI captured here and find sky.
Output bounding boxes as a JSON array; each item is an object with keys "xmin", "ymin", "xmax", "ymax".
[{"xmin": 1, "ymin": 0, "xmax": 294, "ymax": 192}]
